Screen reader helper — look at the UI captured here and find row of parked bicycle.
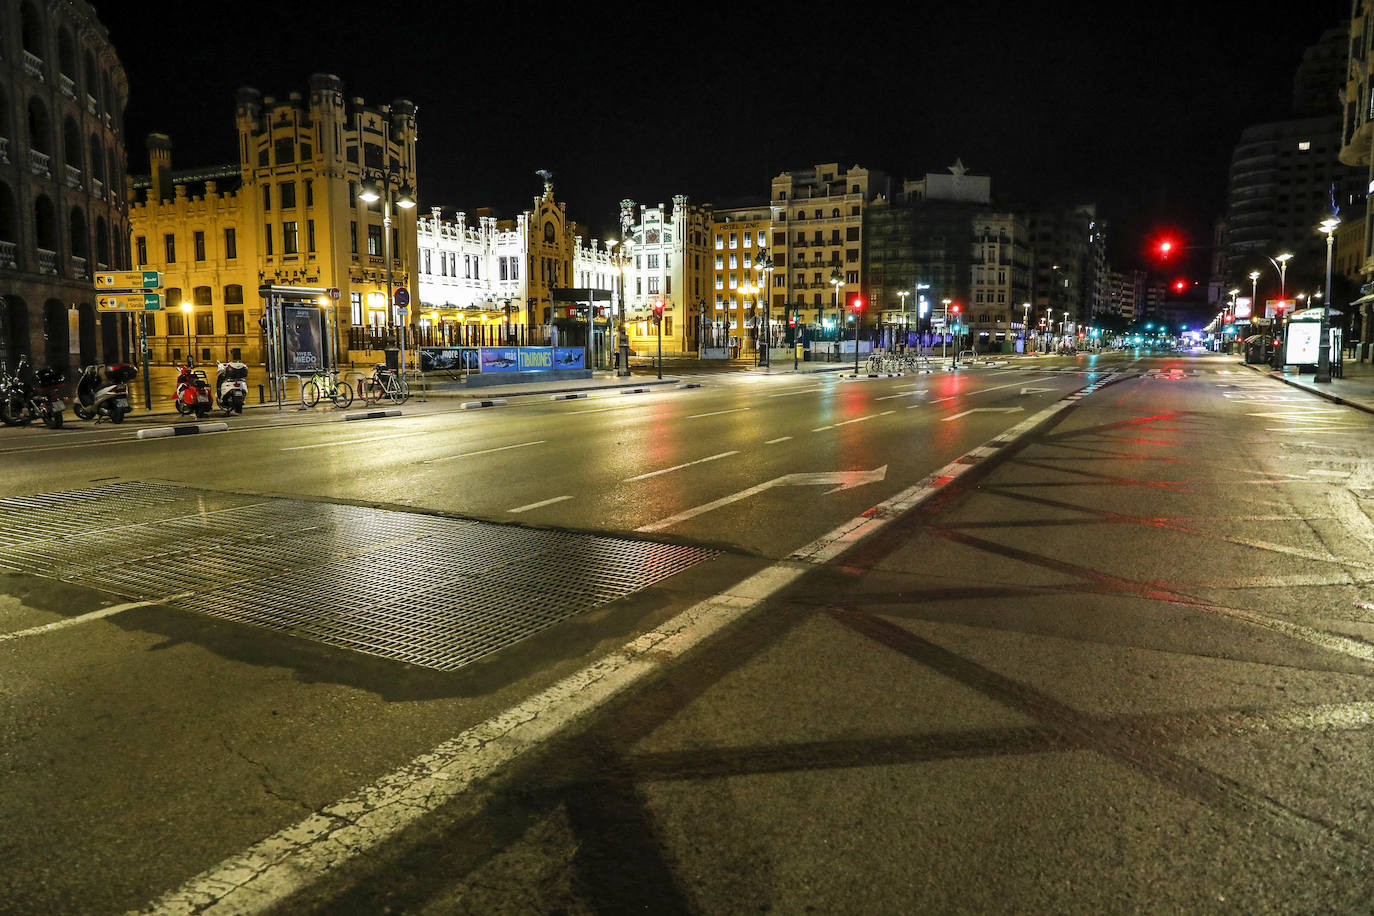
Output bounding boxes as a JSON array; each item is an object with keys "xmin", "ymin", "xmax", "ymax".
[
  {"xmin": 292, "ymin": 366, "xmax": 410, "ymax": 411},
  {"xmin": 864, "ymin": 350, "xmax": 937, "ymax": 374}
]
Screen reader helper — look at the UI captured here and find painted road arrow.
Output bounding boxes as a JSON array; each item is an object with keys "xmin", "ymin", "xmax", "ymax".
[
  {"xmin": 1020, "ymin": 386, "xmax": 1055, "ymax": 395},
  {"xmin": 636, "ymin": 466, "xmax": 887, "ymax": 532},
  {"xmin": 941, "ymin": 407, "xmax": 1024, "ymax": 422}
]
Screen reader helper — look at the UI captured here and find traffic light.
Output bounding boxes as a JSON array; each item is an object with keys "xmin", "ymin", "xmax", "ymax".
[
  {"xmin": 651, "ymin": 299, "xmax": 664, "ymax": 324},
  {"xmin": 851, "ymin": 296, "xmax": 864, "ymax": 312},
  {"xmin": 1173, "ymin": 279, "xmax": 1186, "ymax": 292},
  {"xmin": 949, "ymin": 303, "xmax": 962, "ymax": 314}
]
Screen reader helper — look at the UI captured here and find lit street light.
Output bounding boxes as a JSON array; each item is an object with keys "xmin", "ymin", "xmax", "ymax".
[
  {"xmin": 358, "ymin": 169, "xmax": 416, "ymax": 376},
  {"xmin": 829, "ymin": 266, "xmax": 844, "ymax": 360},
  {"xmin": 756, "ymin": 250, "xmax": 774, "ymax": 367},
  {"xmin": 1316, "ymin": 218, "xmax": 1338, "ymax": 383},
  {"xmin": 607, "ymin": 239, "xmax": 631, "ymax": 376}
]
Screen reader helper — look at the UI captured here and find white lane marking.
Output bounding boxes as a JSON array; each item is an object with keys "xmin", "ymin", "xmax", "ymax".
[
  {"xmin": 941, "ymin": 407, "xmax": 1025, "ymax": 422},
  {"xmin": 637, "ymin": 467, "xmax": 888, "ymax": 532},
  {"xmin": 624, "ymin": 450, "xmax": 738, "ymax": 482},
  {"xmin": 686, "ymin": 407, "xmax": 751, "ymax": 419},
  {"xmin": 569, "ymin": 404, "xmax": 646, "ymax": 415},
  {"xmin": 427, "ymin": 440, "xmax": 546, "ymax": 463},
  {"xmin": 280, "ymin": 432, "xmax": 426, "ymax": 451},
  {"xmin": 876, "ymin": 391, "xmax": 920, "ymax": 401},
  {"xmin": 0, "ymin": 593, "xmax": 191, "ymax": 641},
  {"xmin": 768, "ymin": 387, "xmax": 826, "ymax": 398},
  {"xmin": 930, "ymin": 376, "xmax": 1057, "ymax": 404},
  {"xmin": 765, "ymin": 436, "xmax": 792, "ymax": 444},
  {"xmin": 507, "ymin": 495, "xmax": 573, "ymax": 514}
]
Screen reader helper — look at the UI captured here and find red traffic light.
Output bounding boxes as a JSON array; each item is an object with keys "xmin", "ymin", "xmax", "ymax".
[
  {"xmin": 652, "ymin": 298, "xmax": 664, "ymax": 316},
  {"xmin": 1224, "ymin": 313, "xmax": 1234, "ymax": 323},
  {"xmin": 1173, "ymin": 280, "xmax": 1186, "ymax": 292},
  {"xmin": 950, "ymin": 303, "xmax": 962, "ymax": 314},
  {"xmin": 851, "ymin": 297, "xmax": 864, "ymax": 312}
]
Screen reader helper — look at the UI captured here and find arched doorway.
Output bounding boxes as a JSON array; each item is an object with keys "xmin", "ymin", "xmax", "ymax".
[
  {"xmin": 3, "ymin": 296, "xmax": 30, "ymax": 366},
  {"xmin": 43, "ymin": 299, "xmax": 68, "ymax": 370}
]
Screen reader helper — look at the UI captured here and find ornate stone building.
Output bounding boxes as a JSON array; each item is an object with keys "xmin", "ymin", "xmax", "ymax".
[
  {"xmin": 619, "ymin": 195, "xmax": 713, "ymax": 356},
  {"xmin": 129, "ymin": 74, "xmax": 419, "ymax": 365},
  {"xmin": 0, "ymin": 0, "xmax": 130, "ymax": 369}
]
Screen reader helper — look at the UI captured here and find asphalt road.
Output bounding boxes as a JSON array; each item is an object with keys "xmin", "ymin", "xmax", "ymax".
[{"xmin": 3, "ymin": 350, "xmax": 1373, "ymax": 914}]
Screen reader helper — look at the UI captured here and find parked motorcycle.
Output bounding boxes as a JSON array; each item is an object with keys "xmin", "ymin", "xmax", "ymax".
[
  {"xmin": 174, "ymin": 365, "xmax": 212, "ymax": 419},
  {"xmin": 71, "ymin": 364, "xmax": 135, "ymax": 424},
  {"xmin": 214, "ymin": 361, "xmax": 248, "ymax": 415},
  {"xmin": 0, "ymin": 356, "xmax": 65, "ymax": 428}
]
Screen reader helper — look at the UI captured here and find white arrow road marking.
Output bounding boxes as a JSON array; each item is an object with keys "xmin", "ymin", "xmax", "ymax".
[
  {"xmin": 508, "ymin": 495, "xmax": 573, "ymax": 514},
  {"xmin": 636, "ymin": 466, "xmax": 887, "ymax": 532},
  {"xmin": 624, "ymin": 450, "xmax": 738, "ymax": 482},
  {"xmin": 941, "ymin": 407, "xmax": 1025, "ymax": 421},
  {"xmin": 1020, "ymin": 386, "xmax": 1056, "ymax": 395}
]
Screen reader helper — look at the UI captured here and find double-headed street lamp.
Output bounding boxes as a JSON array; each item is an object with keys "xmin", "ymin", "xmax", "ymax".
[
  {"xmin": 829, "ymin": 266, "xmax": 844, "ymax": 354},
  {"xmin": 357, "ymin": 168, "xmax": 416, "ymax": 375},
  {"xmin": 756, "ymin": 249, "xmax": 774, "ymax": 367},
  {"xmin": 607, "ymin": 239, "xmax": 631, "ymax": 376},
  {"xmin": 1316, "ymin": 217, "xmax": 1339, "ymax": 383}
]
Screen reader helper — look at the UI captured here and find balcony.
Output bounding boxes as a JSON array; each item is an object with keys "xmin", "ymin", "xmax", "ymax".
[
  {"xmin": 64, "ymin": 163, "xmax": 81, "ymax": 189},
  {"xmin": 58, "ymin": 74, "xmax": 75, "ymax": 100},
  {"xmin": 36, "ymin": 247, "xmax": 57, "ymax": 275},
  {"xmin": 70, "ymin": 255, "xmax": 87, "ymax": 279},
  {"xmin": 0, "ymin": 241, "xmax": 16, "ymax": 269},
  {"xmin": 28, "ymin": 149, "xmax": 50, "ymax": 178},
  {"xmin": 86, "ymin": 94, "xmax": 97, "ymax": 115},
  {"xmin": 23, "ymin": 50, "xmax": 44, "ymax": 80},
  {"xmin": 92, "ymin": 178, "xmax": 103, "ymax": 199}
]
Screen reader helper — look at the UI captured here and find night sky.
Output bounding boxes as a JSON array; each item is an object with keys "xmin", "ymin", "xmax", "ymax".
[{"xmin": 107, "ymin": 0, "xmax": 1349, "ymax": 278}]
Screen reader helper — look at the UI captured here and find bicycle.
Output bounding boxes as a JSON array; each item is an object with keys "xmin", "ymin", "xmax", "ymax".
[
  {"xmin": 299, "ymin": 368, "xmax": 354, "ymax": 409},
  {"xmin": 358, "ymin": 364, "xmax": 410, "ymax": 405}
]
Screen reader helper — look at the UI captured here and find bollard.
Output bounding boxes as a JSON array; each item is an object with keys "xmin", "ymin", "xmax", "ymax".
[{"xmin": 258, "ymin": 384, "xmax": 265, "ymax": 404}]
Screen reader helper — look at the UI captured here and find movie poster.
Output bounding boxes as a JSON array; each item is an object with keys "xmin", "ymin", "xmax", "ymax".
[{"xmin": 282, "ymin": 306, "xmax": 324, "ymax": 373}]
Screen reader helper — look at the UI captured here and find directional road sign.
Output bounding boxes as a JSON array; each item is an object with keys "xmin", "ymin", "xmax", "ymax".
[
  {"xmin": 97, "ymin": 293, "xmax": 163, "ymax": 312},
  {"xmin": 94, "ymin": 270, "xmax": 162, "ymax": 289}
]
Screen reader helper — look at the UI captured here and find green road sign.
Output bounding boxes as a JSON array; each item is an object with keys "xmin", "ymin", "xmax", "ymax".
[
  {"xmin": 96, "ymin": 293, "xmax": 163, "ymax": 312},
  {"xmin": 94, "ymin": 270, "xmax": 162, "ymax": 290}
]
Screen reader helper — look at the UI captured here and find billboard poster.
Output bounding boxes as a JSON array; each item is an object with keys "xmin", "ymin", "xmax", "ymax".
[
  {"xmin": 1284, "ymin": 322, "xmax": 1319, "ymax": 365},
  {"xmin": 479, "ymin": 347, "xmax": 519, "ymax": 372},
  {"xmin": 517, "ymin": 348, "xmax": 554, "ymax": 371},
  {"xmin": 419, "ymin": 347, "xmax": 480, "ymax": 372},
  {"xmin": 553, "ymin": 347, "xmax": 585, "ymax": 369},
  {"xmin": 282, "ymin": 306, "xmax": 324, "ymax": 373}
]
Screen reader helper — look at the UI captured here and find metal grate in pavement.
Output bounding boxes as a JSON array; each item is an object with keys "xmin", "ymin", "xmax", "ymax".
[{"xmin": 0, "ymin": 482, "xmax": 717, "ymax": 671}]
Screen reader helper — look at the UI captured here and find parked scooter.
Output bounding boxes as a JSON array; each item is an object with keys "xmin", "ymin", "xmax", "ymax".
[
  {"xmin": 0, "ymin": 356, "xmax": 65, "ymax": 428},
  {"xmin": 174, "ymin": 364, "xmax": 212, "ymax": 419},
  {"xmin": 71, "ymin": 364, "xmax": 135, "ymax": 423},
  {"xmin": 214, "ymin": 361, "xmax": 248, "ymax": 415}
]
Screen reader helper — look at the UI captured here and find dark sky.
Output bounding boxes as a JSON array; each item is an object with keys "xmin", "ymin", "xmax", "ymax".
[{"xmin": 107, "ymin": 0, "xmax": 1350, "ymax": 277}]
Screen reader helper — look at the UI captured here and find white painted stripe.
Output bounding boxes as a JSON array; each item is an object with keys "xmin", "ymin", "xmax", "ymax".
[
  {"xmin": 507, "ymin": 495, "xmax": 573, "ymax": 514},
  {"xmin": 569, "ymin": 404, "xmax": 645, "ymax": 415},
  {"xmin": 280, "ymin": 432, "xmax": 426, "ymax": 451},
  {"xmin": 765, "ymin": 436, "xmax": 792, "ymax": 444},
  {"xmin": 623, "ymin": 450, "xmax": 738, "ymax": 482},
  {"xmin": 768, "ymin": 387, "xmax": 825, "ymax": 398},
  {"xmin": 428, "ymin": 440, "xmax": 546, "ymax": 463},
  {"xmin": 686, "ymin": 407, "xmax": 751, "ymax": 419},
  {"xmin": 0, "ymin": 593, "xmax": 191, "ymax": 641},
  {"xmin": 834, "ymin": 413, "xmax": 881, "ymax": 426}
]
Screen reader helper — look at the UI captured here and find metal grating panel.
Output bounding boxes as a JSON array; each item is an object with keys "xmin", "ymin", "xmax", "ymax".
[{"xmin": 0, "ymin": 482, "xmax": 718, "ymax": 671}]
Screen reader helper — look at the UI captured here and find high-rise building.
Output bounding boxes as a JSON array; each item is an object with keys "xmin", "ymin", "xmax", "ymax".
[
  {"xmin": 1027, "ymin": 203, "xmax": 1102, "ymax": 329},
  {"xmin": 129, "ymin": 74, "xmax": 419, "ymax": 366},
  {"xmin": 1340, "ymin": 4, "xmax": 1374, "ymax": 358},
  {"xmin": 0, "ymin": 0, "xmax": 131, "ymax": 369},
  {"xmin": 1108, "ymin": 270, "xmax": 1141, "ymax": 323}
]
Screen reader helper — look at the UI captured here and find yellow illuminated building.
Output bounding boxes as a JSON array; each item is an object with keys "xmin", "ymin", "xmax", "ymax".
[
  {"xmin": 708, "ymin": 206, "xmax": 772, "ymax": 357},
  {"xmin": 128, "ymin": 73, "xmax": 418, "ymax": 367}
]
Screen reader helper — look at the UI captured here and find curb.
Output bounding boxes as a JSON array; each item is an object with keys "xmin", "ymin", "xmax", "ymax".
[
  {"xmin": 619, "ymin": 387, "xmax": 653, "ymax": 394},
  {"xmin": 1240, "ymin": 361, "xmax": 1374, "ymax": 416},
  {"xmin": 678, "ymin": 383, "xmax": 703, "ymax": 389},
  {"xmin": 460, "ymin": 399, "xmax": 508, "ymax": 410},
  {"xmin": 551, "ymin": 393, "xmax": 587, "ymax": 401},
  {"xmin": 343, "ymin": 409, "xmax": 403, "ymax": 421},
  {"xmin": 136, "ymin": 422, "xmax": 229, "ymax": 439},
  {"xmin": 426, "ymin": 377, "xmax": 682, "ymax": 399}
]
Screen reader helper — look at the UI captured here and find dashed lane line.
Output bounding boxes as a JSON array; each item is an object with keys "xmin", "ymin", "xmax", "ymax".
[
  {"xmin": 623, "ymin": 450, "xmax": 739, "ymax": 482},
  {"xmin": 426, "ymin": 440, "xmax": 547, "ymax": 463},
  {"xmin": 686, "ymin": 408, "xmax": 751, "ymax": 419},
  {"xmin": 507, "ymin": 495, "xmax": 573, "ymax": 514},
  {"xmin": 765, "ymin": 436, "xmax": 792, "ymax": 444},
  {"xmin": 280, "ymin": 432, "xmax": 429, "ymax": 451}
]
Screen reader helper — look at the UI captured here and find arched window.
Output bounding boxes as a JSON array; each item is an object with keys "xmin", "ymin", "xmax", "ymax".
[
  {"xmin": 57, "ymin": 27, "xmax": 75, "ymax": 80},
  {"xmin": 83, "ymin": 51, "xmax": 97, "ymax": 106},
  {"xmin": 831, "ymin": 208, "xmax": 839, "ymax": 218},
  {"xmin": 0, "ymin": 181, "xmax": 17, "ymax": 246},
  {"xmin": 43, "ymin": 299, "xmax": 67, "ymax": 369},
  {"xmin": 33, "ymin": 194, "xmax": 56, "ymax": 249},
  {"xmin": 26, "ymin": 96, "xmax": 50, "ymax": 155},
  {"xmin": 95, "ymin": 215, "xmax": 108, "ymax": 267},
  {"xmin": 4, "ymin": 297, "xmax": 29, "ymax": 365},
  {"xmin": 69, "ymin": 206, "xmax": 88, "ymax": 262},
  {"xmin": 63, "ymin": 116, "xmax": 80, "ymax": 170},
  {"xmin": 20, "ymin": 1, "xmax": 44, "ymax": 56},
  {"xmin": 224, "ymin": 284, "xmax": 243, "ymax": 304}
]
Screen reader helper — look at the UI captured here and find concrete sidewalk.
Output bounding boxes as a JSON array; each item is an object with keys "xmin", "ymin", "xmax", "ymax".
[{"xmin": 1241, "ymin": 355, "xmax": 1374, "ymax": 415}]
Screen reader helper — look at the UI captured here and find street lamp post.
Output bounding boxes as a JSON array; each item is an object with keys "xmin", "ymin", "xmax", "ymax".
[
  {"xmin": 851, "ymin": 299, "xmax": 861, "ymax": 376},
  {"xmin": 941, "ymin": 298, "xmax": 952, "ymax": 363},
  {"xmin": 738, "ymin": 280, "xmax": 760, "ymax": 364},
  {"xmin": 357, "ymin": 168, "xmax": 416, "ymax": 378},
  {"xmin": 829, "ymin": 266, "xmax": 843, "ymax": 362},
  {"xmin": 180, "ymin": 301, "xmax": 193, "ymax": 365},
  {"xmin": 896, "ymin": 290, "xmax": 909, "ymax": 352},
  {"xmin": 1316, "ymin": 217, "xmax": 1339, "ymax": 383},
  {"xmin": 607, "ymin": 240, "xmax": 631, "ymax": 377},
  {"xmin": 757, "ymin": 249, "xmax": 774, "ymax": 368},
  {"xmin": 1021, "ymin": 302, "xmax": 1031, "ymax": 353}
]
